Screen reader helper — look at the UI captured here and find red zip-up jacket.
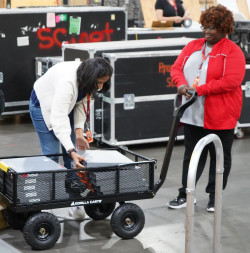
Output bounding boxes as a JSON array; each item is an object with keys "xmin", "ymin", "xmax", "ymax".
[{"xmin": 171, "ymin": 37, "xmax": 246, "ymax": 130}]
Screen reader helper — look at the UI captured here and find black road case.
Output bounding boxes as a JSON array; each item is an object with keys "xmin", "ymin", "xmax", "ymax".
[
  {"xmin": 62, "ymin": 37, "xmax": 194, "ymax": 139},
  {"xmin": 99, "ymin": 50, "xmax": 183, "ymax": 146},
  {"xmin": 0, "ymin": 6, "xmax": 126, "ymax": 115},
  {"xmin": 62, "ymin": 37, "xmax": 194, "ymax": 61},
  {"xmin": 235, "ymin": 65, "xmax": 250, "ymax": 138}
]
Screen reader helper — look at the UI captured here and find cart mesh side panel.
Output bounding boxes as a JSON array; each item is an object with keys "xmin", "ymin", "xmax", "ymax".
[
  {"xmin": 86, "ymin": 164, "xmax": 150, "ymax": 195},
  {"xmin": 0, "ymin": 149, "xmax": 154, "ymax": 206}
]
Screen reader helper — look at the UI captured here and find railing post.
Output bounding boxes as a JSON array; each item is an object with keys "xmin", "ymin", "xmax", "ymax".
[{"xmin": 185, "ymin": 134, "xmax": 224, "ymax": 253}]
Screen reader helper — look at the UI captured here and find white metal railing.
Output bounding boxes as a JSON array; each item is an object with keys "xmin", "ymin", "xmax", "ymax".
[{"xmin": 185, "ymin": 134, "xmax": 224, "ymax": 253}]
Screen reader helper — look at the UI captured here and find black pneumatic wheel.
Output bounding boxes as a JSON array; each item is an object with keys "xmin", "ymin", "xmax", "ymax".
[
  {"xmin": 111, "ymin": 203, "xmax": 145, "ymax": 239},
  {"xmin": 23, "ymin": 212, "xmax": 61, "ymax": 250},
  {"xmin": 84, "ymin": 202, "xmax": 116, "ymax": 220}
]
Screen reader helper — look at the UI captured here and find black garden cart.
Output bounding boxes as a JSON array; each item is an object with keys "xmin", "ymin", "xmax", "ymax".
[{"xmin": 0, "ymin": 92, "xmax": 197, "ymax": 250}]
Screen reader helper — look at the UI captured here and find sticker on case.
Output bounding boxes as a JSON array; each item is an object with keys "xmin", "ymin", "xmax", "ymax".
[
  {"xmin": 47, "ymin": 13, "xmax": 56, "ymax": 28},
  {"xmin": 69, "ymin": 16, "xmax": 81, "ymax": 35},
  {"xmin": 56, "ymin": 14, "xmax": 67, "ymax": 23},
  {"xmin": 17, "ymin": 36, "xmax": 29, "ymax": 47}
]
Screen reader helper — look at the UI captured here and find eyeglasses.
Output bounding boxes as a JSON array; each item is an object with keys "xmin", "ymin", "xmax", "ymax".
[{"xmin": 200, "ymin": 26, "xmax": 216, "ymax": 31}]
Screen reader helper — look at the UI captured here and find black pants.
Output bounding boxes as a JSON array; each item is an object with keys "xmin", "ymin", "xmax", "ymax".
[{"xmin": 178, "ymin": 124, "xmax": 234, "ymax": 197}]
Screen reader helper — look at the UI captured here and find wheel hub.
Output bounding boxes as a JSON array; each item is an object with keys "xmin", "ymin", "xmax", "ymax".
[
  {"xmin": 122, "ymin": 214, "xmax": 136, "ymax": 230},
  {"xmin": 125, "ymin": 217, "xmax": 132, "ymax": 225},
  {"xmin": 35, "ymin": 223, "xmax": 51, "ymax": 240},
  {"xmin": 39, "ymin": 227, "xmax": 46, "ymax": 235}
]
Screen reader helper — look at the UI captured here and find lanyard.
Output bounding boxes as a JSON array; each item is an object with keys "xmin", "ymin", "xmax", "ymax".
[
  {"xmin": 168, "ymin": 0, "xmax": 177, "ymax": 14},
  {"xmin": 83, "ymin": 93, "xmax": 90, "ymax": 123},
  {"xmin": 82, "ymin": 93, "xmax": 94, "ymax": 143},
  {"xmin": 193, "ymin": 45, "xmax": 211, "ymax": 87},
  {"xmin": 199, "ymin": 45, "xmax": 211, "ymax": 70}
]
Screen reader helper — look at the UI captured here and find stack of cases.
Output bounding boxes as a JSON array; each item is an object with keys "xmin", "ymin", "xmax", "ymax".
[{"xmin": 62, "ymin": 37, "xmax": 194, "ymax": 145}]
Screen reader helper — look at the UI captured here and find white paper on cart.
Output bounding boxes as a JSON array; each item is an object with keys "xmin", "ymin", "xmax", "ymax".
[{"xmin": 77, "ymin": 150, "xmax": 134, "ymax": 168}]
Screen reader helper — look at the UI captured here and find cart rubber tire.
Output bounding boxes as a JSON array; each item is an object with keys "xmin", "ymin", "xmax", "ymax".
[
  {"xmin": 111, "ymin": 203, "xmax": 145, "ymax": 239},
  {"xmin": 84, "ymin": 202, "xmax": 116, "ymax": 220},
  {"xmin": 23, "ymin": 212, "xmax": 61, "ymax": 250}
]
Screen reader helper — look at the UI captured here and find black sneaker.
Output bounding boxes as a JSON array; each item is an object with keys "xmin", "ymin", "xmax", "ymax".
[
  {"xmin": 167, "ymin": 195, "xmax": 197, "ymax": 209},
  {"xmin": 207, "ymin": 193, "xmax": 215, "ymax": 212}
]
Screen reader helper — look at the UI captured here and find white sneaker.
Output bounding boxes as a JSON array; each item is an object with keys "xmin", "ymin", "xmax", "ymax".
[{"xmin": 68, "ymin": 206, "xmax": 86, "ymax": 220}]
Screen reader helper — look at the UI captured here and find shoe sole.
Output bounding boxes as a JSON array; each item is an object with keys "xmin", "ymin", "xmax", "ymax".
[
  {"xmin": 206, "ymin": 207, "xmax": 215, "ymax": 212},
  {"xmin": 167, "ymin": 199, "xmax": 197, "ymax": 209}
]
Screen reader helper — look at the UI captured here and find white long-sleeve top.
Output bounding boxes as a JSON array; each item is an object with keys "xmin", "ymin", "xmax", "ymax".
[{"xmin": 34, "ymin": 61, "xmax": 91, "ymax": 151}]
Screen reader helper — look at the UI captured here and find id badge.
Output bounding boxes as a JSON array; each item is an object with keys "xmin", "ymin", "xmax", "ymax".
[
  {"xmin": 86, "ymin": 130, "xmax": 93, "ymax": 143},
  {"xmin": 192, "ymin": 77, "xmax": 200, "ymax": 87}
]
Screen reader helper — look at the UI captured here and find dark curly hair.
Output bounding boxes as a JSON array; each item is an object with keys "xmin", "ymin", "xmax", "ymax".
[
  {"xmin": 200, "ymin": 4, "xmax": 234, "ymax": 35},
  {"xmin": 77, "ymin": 57, "xmax": 113, "ymax": 98}
]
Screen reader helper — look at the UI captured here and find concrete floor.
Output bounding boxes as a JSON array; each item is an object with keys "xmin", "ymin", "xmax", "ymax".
[{"xmin": 0, "ymin": 114, "xmax": 250, "ymax": 253}]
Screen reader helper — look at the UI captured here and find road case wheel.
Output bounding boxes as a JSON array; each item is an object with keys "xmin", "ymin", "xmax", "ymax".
[
  {"xmin": 111, "ymin": 203, "xmax": 145, "ymax": 239},
  {"xmin": 84, "ymin": 202, "xmax": 116, "ymax": 220},
  {"xmin": 23, "ymin": 212, "xmax": 61, "ymax": 250},
  {"xmin": 235, "ymin": 129, "xmax": 245, "ymax": 139}
]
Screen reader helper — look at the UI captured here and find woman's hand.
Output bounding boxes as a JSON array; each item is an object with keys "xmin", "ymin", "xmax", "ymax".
[
  {"xmin": 177, "ymin": 84, "xmax": 189, "ymax": 95},
  {"xmin": 185, "ymin": 87, "xmax": 197, "ymax": 99},
  {"xmin": 75, "ymin": 128, "xmax": 90, "ymax": 150},
  {"xmin": 174, "ymin": 16, "xmax": 184, "ymax": 23},
  {"xmin": 70, "ymin": 151, "xmax": 86, "ymax": 169}
]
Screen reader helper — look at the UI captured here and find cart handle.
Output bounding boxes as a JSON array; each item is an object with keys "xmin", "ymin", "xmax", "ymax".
[
  {"xmin": 153, "ymin": 90, "xmax": 197, "ymax": 193},
  {"xmin": 173, "ymin": 90, "xmax": 197, "ymax": 118}
]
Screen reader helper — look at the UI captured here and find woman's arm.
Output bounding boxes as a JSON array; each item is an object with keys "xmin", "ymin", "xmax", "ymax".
[
  {"xmin": 74, "ymin": 98, "xmax": 90, "ymax": 150},
  {"xmin": 155, "ymin": 9, "xmax": 184, "ymax": 23}
]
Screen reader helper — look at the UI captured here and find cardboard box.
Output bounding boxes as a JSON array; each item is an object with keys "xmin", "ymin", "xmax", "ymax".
[
  {"xmin": 11, "ymin": 0, "xmax": 57, "ymax": 8},
  {"xmin": 0, "ymin": 195, "xmax": 7, "ymax": 230}
]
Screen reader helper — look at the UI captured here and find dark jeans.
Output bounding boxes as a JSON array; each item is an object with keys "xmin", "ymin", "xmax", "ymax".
[
  {"xmin": 178, "ymin": 124, "xmax": 234, "ymax": 197},
  {"xmin": 29, "ymin": 99, "xmax": 76, "ymax": 175}
]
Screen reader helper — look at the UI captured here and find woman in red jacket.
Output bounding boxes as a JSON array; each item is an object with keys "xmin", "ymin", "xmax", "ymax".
[{"xmin": 168, "ymin": 5, "xmax": 246, "ymax": 212}]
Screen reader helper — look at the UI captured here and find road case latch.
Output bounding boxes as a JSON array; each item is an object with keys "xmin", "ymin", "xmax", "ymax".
[
  {"xmin": 123, "ymin": 94, "xmax": 135, "ymax": 110},
  {"xmin": 245, "ymin": 81, "xmax": 250, "ymax": 97},
  {"xmin": 95, "ymin": 109, "xmax": 102, "ymax": 120}
]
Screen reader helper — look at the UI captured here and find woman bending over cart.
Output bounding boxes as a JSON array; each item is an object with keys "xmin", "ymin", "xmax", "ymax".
[{"xmin": 29, "ymin": 57, "xmax": 113, "ymax": 218}]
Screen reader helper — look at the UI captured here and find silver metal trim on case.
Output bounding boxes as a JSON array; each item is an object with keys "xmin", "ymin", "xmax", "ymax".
[
  {"xmin": 101, "ymin": 135, "xmax": 184, "ymax": 146},
  {"xmin": 5, "ymin": 101, "xmax": 29, "ymax": 107},
  {"xmin": 2, "ymin": 110, "xmax": 29, "ymax": 115},
  {"xmin": 103, "ymin": 94, "xmax": 176, "ymax": 104},
  {"xmin": 1, "ymin": 101, "xmax": 30, "ymax": 115},
  {"xmin": 0, "ymin": 6, "xmax": 126, "ymax": 14},
  {"xmin": 102, "ymin": 50, "xmax": 182, "ymax": 59}
]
